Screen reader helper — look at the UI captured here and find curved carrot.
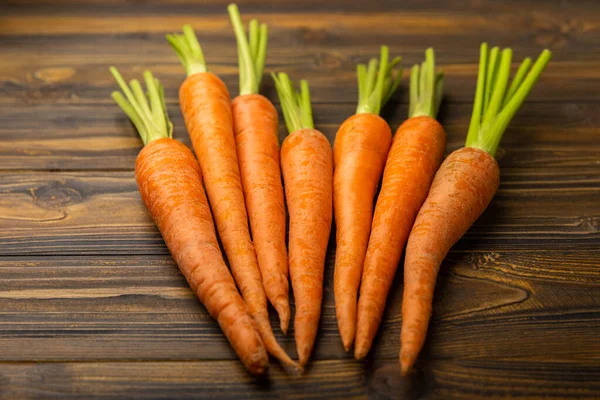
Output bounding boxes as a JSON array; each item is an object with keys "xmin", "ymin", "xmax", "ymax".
[
  {"xmin": 167, "ymin": 25, "xmax": 297, "ymax": 370},
  {"xmin": 110, "ymin": 68, "xmax": 268, "ymax": 375},
  {"xmin": 333, "ymin": 46, "xmax": 401, "ymax": 351},
  {"xmin": 355, "ymin": 49, "xmax": 446, "ymax": 360},
  {"xmin": 401, "ymin": 146, "xmax": 498, "ymax": 373},
  {"xmin": 400, "ymin": 44, "xmax": 551, "ymax": 375},
  {"xmin": 229, "ymin": 5, "xmax": 290, "ymax": 334},
  {"xmin": 273, "ymin": 74, "xmax": 333, "ymax": 366}
]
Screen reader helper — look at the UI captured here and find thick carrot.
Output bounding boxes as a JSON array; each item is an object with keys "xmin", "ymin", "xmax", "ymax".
[
  {"xmin": 272, "ymin": 73, "xmax": 333, "ymax": 366},
  {"xmin": 333, "ymin": 46, "xmax": 402, "ymax": 351},
  {"xmin": 167, "ymin": 25, "xmax": 297, "ymax": 370},
  {"xmin": 109, "ymin": 68, "xmax": 268, "ymax": 375},
  {"xmin": 400, "ymin": 44, "xmax": 552, "ymax": 375},
  {"xmin": 354, "ymin": 49, "xmax": 446, "ymax": 359},
  {"xmin": 228, "ymin": 5, "xmax": 290, "ymax": 334}
]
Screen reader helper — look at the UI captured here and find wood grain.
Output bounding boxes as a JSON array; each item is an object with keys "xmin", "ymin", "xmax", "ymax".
[
  {"xmin": 0, "ymin": 171, "xmax": 597, "ymax": 256},
  {"xmin": 1, "ymin": 0, "xmax": 599, "ymax": 398},
  {"xmin": 1, "ymin": 359, "xmax": 599, "ymax": 400},
  {"xmin": 1, "ymin": 102, "xmax": 599, "ymax": 170},
  {"xmin": 1, "ymin": 251, "xmax": 599, "ymax": 363}
]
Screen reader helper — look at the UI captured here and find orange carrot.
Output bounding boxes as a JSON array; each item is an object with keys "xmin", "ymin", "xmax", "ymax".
[
  {"xmin": 333, "ymin": 46, "xmax": 401, "ymax": 351},
  {"xmin": 272, "ymin": 73, "xmax": 333, "ymax": 366},
  {"xmin": 228, "ymin": 5, "xmax": 290, "ymax": 334},
  {"xmin": 355, "ymin": 49, "xmax": 446, "ymax": 360},
  {"xmin": 109, "ymin": 68, "xmax": 268, "ymax": 375},
  {"xmin": 400, "ymin": 44, "xmax": 552, "ymax": 375},
  {"xmin": 166, "ymin": 25, "xmax": 297, "ymax": 370}
]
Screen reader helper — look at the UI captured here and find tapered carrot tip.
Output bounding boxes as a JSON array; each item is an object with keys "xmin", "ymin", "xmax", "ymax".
[
  {"xmin": 400, "ymin": 349, "xmax": 416, "ymax": 376},
  {"xmin": 298, "ymin": 344, "xmax": 313, "ymax": 367},
  {"xmin": 280, "ymin": 361, "xmax": 305, "ymax": 377},
  {"xmin": 354, "ymin": 343, "xmax": 369, "ymax": 360},
  {"xmin": 340, "ymin": 327, "xmax": 354, "ymax": 352},
  {"xmin": 342, "ymin": 336, "xmax": 353, "ymax": 353},
  {"xmin": 274, "ymin": 299, "xmax": 290, "ymax": 335}
]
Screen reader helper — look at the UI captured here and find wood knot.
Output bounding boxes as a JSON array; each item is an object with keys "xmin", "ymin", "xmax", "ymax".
[
  {"xmin": 31, "ymin": 182, "xmax": 83, "ymax": 209},
  {"xmin": 314, "ymin": 51, "xmax": 346, "ymax": 69},
  {"xmin": 299, "ymin": 27, "xmax": 329, "ymax": 44},
  {"xmin": 34, "ymin": 67, "xmax": 75, "ymax": 83}
]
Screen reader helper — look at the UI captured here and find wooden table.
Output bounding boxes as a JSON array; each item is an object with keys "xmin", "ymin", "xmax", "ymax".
[{"xmin": 1, "ymin": 0, "xmax": 599, "ymax": 398}]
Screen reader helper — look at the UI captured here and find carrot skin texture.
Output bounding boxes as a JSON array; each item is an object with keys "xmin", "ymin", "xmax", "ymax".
[
  {"xmin": 180, "ymin": 73, "xmax": 296, "ymax": 368},
  {"xmin": 400, "ymin": 146, "xmax": 499, "ymax": 375},
  {"xmin": 232, "ymin": 94, "xmax": 290, "ymax": 334},
  {"xmin": 355, "ymin": 116, "xmax": 446, "ymax": 359},
  {"xmin": 135, "ymin": 138, "xmax": 269, "ymax": 376},
  {"xmin": 281, "ymin": 129, "xmax": 333, "ymax": 366},
  {"xmin": 333, "ymin": 113, "xmax": 392, "ymax": 351}
]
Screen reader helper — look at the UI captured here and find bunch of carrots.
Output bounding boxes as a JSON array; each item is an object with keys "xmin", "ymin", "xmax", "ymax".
[{"xmin": 108, "ymin": 3, "xmax": 551, "ymax": 378}]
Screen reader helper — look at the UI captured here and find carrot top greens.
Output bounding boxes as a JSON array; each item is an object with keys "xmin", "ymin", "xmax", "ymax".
[
  {"xmin": 110, "ymin": 68, "xmax": 173, "ymax": 145},
  {"xmin": 166, "ymin": 25, "xmax": 208, "ymax": 76},
  {"xmin": 356, "ymin": 46, "xmax": 403, "ymax": 115},
  {"xmin": 228, "ymin": 3, "xmax": 268, "ymax": 96},
  {"xmin": 272, "ymin": 73, "xmax": 313, "ymax": 134},
  {"xmin": 466, "ymin": 43, "xmax": 551, "ymax": 157},
  {"xmin": 409, "ymin": 48, "xmax": 444, "ymax": 119}
]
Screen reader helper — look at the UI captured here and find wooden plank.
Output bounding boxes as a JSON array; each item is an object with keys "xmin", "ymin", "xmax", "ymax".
[
  {"xmin": 0, "ymin": 34, "xmax": 596, "ymax": 105},
  {"xmin": 0, "ymin": 358, "xmax": 599, "ymax": 399},
  {"xmin": 0, "ymin": 102, "xmax": 599, "ymax": 170},
  {"xmin": 3, "ymin": 0, "xmax": 599, "ymax": 15},
  {"xmin": 0, "ymin": 171, "xmax": 597, "ymax": 256},
  {"xmin": 371, "ymin": 359, "xmax": 600, "ymax": 399},
  {"xmin": 0, "ymin": 360, "xmax": 368, "ymax": 400},
  {"xmin": 1, "ymin": 251, "xmax": 599, "ymax": 363}
]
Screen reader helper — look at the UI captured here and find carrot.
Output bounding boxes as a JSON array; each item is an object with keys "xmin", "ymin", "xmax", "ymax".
[
  {"xmin": 400, "ymin": 44, "xmax": 552, "ymax": 375},
  {"xmin": 166, "ymin": 26, "xmax": 298, "ymax": 370},
  {"xmin": 109, "ymin": 68, "xmax": 268, "ymax": 375},
  {"xmin": 333, "ymin": 46, "xmax": 402, "ymax": 351},
  {"xmin": 354, "ymin": 49, "xmax": 446, "ymax": 360},
  {"xmin": 272, "ymin": 73, "xmax": 333, "ymax": 366},
  {"xmin": 228, "ymin": 4, "xmax": 290, "ymax": 334}
]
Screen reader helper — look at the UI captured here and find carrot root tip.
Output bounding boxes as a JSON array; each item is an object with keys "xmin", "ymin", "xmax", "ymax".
[{"xmin": 273, "ymin": 300, "xmax": 290, "ymax": 335}]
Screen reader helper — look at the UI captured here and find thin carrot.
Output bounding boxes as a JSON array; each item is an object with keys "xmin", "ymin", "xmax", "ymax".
[
  {"xmin": 400, "ymin": 44, "xmax": 551, "ymax": 375},
  {"xmin": 166, "ymin": 26, "xmax": 297, "ymax": 370},
  {"xmin": 333, "ymin": 46, "xmax": 402, "ymax": 351},
  {"xmin": 272, "ymin": 73, "xmax": 333, "ymax": 366},
  {"xmin": 109, "ymin": 68, "xmax": 268, "ymax": 375},
  {"xmin": 355, "ymin": 49, "xmax": 446, "ymax": 360},
  {"xmin": 228, "ymin": 4, "xmax": 290, "ymax": 334}
]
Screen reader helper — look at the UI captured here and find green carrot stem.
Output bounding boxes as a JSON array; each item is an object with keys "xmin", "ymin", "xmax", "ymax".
[
  {"xmin": 465, "ymin": 43, "xmax": 551, "ymax": 157},
  {"xmin": 356, "ymin": 46, "xmax": 403, "ymax": 115},
  {"xmin": 228, "ymin": 3, "xmax": 268, "ymax": 95},
  {"xmin": 109, "ymin": 67, "xmax": 172, "ymax": 145},
  {"xmin": 166, "ymin": 25, "xmax": 207, "ymax": 76},
  {"xmin": 502, "ymin": 57, "xmax": 531, "ymax": 107},
  {"xmin": 409, "ymin": 48, "xmax": 444, "ymax": 119},
  {"xmin": 271, "ymin": 72, "xmax": 314, "ymax": 134}
]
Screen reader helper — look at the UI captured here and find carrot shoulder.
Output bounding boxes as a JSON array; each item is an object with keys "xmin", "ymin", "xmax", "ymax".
[
  {"xmin": 400, "ymin": 44, "xmax": 552, "ymax": 375},
  {"xmin": 228, "ymin": 5, "xmax": 290, "ymax": 334},
  {"xmin": 273, "ymin": 74, "xmax": 333, "ymax": 366},
  {"xmin": 333, "ymin": 46, "xmax": 401, "ymax": 351},
  {"xmin": 110, "ymin": 69, "xmax": 268, "ymax": 375},
  {"xmin": 167, "ymin": 24, "xmax": 297, "ymax": 370},
  {"xmin": 355, "ymin": 49, "xmax": 446, "ymax": 360}
]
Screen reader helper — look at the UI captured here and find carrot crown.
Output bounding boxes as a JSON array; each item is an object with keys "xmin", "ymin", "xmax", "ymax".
[
  {"xmin": 409, "ymin": 48, "xmax": 444, "ymax": 119},
  {"xmin": 166, "ymin": 25, "xmax": 208, "ymax": 76},
  {"xmin": 271, "ymin": 73, "xmax": 314, "ymax": 134},
  {"xmin": 109, "ymin": 67, "xmax": 173, "ymax": 145},
  {"xmin": 356, "ymin": 46, "xmax": 403, "ymax": 115},
  {"xmin": 465, "ymin": 43, "xmax": 552, "ymax": 157},
  {"xmin": 228, "ymin": 4, "xmax": 268, "ymax": 96}
]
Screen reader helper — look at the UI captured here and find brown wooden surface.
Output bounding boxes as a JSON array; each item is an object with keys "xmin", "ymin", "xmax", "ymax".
[{"xmin": 0, "ymin": 0, "xmax": 599, "ymax": 398}]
